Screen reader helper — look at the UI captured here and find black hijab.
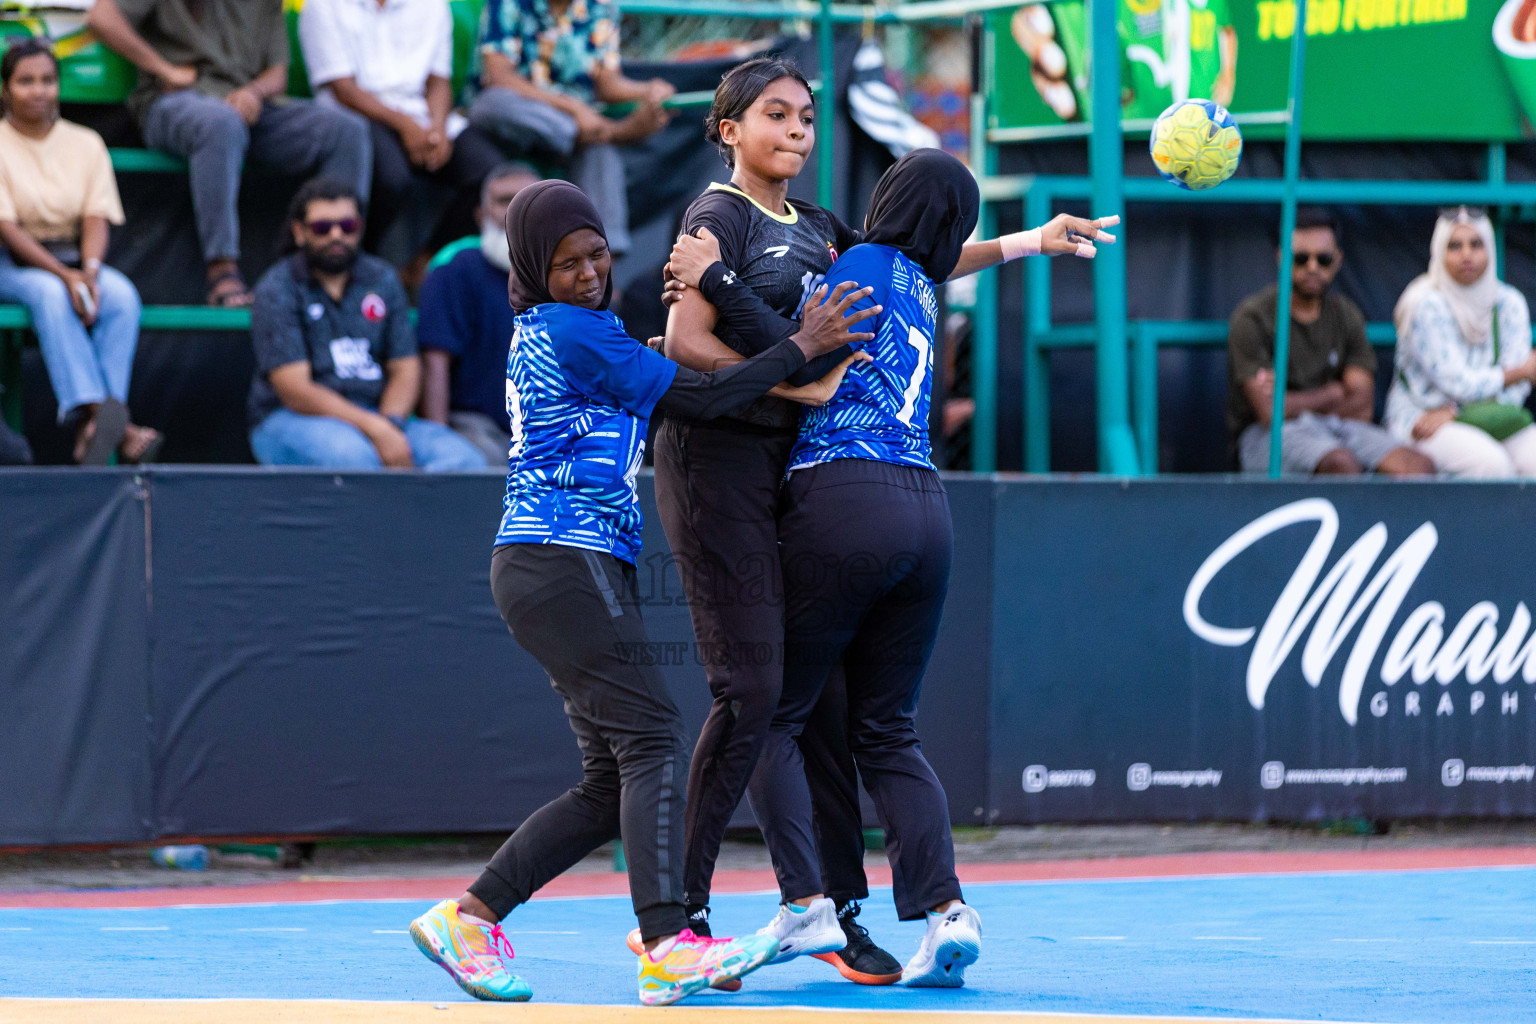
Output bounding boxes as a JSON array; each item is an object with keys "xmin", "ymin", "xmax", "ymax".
[
  {"xmin": 862, "ymin": 148, "xmax": 980, "ymax": 283},
  {"xmin": 503, "ymin": 179, "xmax": 612, "ymax": 313}
]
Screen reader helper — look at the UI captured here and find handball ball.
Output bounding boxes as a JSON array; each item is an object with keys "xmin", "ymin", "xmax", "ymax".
[{"xmin": 1150, "ymin": 99, "xmax": 1242, "ymax": 191}]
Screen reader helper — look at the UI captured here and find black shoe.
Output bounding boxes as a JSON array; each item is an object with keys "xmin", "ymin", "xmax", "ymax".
[
  {"xmin": 812, "ymin": 900, "xmax": 903, "ymax": 985},
  {"xmin": 685, "ymin": 901, "xmax": 712, "ymax": 938}
]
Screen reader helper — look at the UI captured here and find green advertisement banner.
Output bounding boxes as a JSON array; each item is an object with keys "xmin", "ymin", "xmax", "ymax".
[{"xmin": 993, "ymin": 0, "xmax": 1531, "ymax": 141}]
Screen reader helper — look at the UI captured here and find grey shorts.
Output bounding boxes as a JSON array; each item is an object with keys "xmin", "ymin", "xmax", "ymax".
[{"xmin": 1238, "ymin": 412, "xmax": 1404, "ymax": 474}]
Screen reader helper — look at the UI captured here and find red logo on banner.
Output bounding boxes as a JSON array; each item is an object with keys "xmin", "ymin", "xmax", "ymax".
[{"xmin": 361, "ymin": 293, "xmax": 387, "ymax": 322}]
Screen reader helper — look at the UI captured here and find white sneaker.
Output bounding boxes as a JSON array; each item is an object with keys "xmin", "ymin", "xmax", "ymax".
[
  {"xmin": 903, "ymin": 903, "xmax": 981, "ymax": 987},
  {"xmin": 757, "ymin": 897, "xmax": 845, "ymax": 964}
]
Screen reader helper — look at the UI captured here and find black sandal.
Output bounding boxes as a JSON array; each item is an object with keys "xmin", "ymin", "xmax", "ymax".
[{"xmin": 79, "ymin": 398, "xmax": 128, "ymax": 466}]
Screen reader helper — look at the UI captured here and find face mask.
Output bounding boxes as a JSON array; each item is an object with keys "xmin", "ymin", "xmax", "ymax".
[{"xmin": 481, "ymin": 218, "xmax": 512, "ymax": 272}]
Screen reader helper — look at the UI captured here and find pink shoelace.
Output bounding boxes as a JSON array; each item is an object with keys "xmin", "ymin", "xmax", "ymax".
[
  {"xmin": 459, "ymin": 922, "xmax": 516, "ymax": 979},
  {"xmin": 669, "ymin": 928, "xmax": 735, "ymax": 968}
]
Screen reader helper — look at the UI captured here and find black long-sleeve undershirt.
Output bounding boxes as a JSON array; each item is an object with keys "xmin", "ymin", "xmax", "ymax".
[
  {"xmin": 656, "ymin": 338, "xmax": 807, "ymax": 421},
  {"xmin": 697, "ymin": 261, "xmax": 851, "ymax": 388}
]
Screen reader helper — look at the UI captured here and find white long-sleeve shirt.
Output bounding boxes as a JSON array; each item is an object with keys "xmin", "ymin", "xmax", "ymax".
[{"xmin": 1384, "ymin": 284, "xmax": 1531, "ymax": 440}]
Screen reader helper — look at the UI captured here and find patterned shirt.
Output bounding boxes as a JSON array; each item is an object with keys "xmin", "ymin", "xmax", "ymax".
[
  {"xmin": 480, "ymin": 0, "xmax": 619, "ymax": 101},
  {"xmin": 495, "ymin": 303, "xmax": 677, "ymax": 564},
  {"xmin": 1384, "ymin": 284, "xmax": 1532, "ymax": 440},
  {"xmin": 789, "ymin": 244, "xmax": 937, "ymax": 472}
]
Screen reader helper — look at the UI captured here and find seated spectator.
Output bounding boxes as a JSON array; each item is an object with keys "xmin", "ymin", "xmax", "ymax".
[
  {"xmin": 0, "ymin": 40, "xmax": 160, "ymax": 464},
  {"xmin": 467, "ymin": 0, "xmax": 673, "ymax": 255},
  {"xmin": 298, "ymin": 0, "xmax": 507, "ymax": 253},
  {"xmin": 418, "ymin": 161, "xmax": 540, "ymax": 465},
  {"xmin": 86, "ymin": 0, "xmax": 371, "ymax": 307},
  {"xmin": 1386, "ymin": 207, "xmax": 1536, "ymax": 478},
  {"xmin": 1227, "ymin": 209, "xmax": 1432, "ymax": 477},
  {"xmin": 247, "ymin": 178, "xmax": 484, "ymax": 471}
]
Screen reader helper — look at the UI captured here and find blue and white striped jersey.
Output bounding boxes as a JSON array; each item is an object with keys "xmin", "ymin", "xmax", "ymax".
[
  {"xmin": 789, "ymin": 244, "xmax": 937, "ymax": 472},
  {"xmin": 494, "ymin": 303, "xmax": 677, "ymax": 564}
]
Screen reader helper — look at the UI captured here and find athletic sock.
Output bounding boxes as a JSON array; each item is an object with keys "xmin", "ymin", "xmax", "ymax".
[{"xmin": 459, "ymin": 908, "xmax": 497, "ymax": 929}]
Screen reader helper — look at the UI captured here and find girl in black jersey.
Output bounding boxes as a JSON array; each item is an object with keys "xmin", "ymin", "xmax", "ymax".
[{"xmin": 655, "ymin": 56, "xmax": 1118, "ymax": 983}]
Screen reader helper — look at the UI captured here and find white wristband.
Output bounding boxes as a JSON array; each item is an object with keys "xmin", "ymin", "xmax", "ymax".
[{"xmin": 1000, "ymin": 228, "xmax": 1042, "ymax": 262}]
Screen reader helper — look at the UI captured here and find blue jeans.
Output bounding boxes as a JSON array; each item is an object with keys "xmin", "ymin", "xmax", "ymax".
[
  {"xmin": 142, "ymin": 92, "xmax": 372, "ymax": 262},
  {"xmin": 250, "ymin": 409, "xmax": 489, "ymax": 471},
  {"xmin": 0, "ymin": 254, "xmax": 140, "ymax": 422}
]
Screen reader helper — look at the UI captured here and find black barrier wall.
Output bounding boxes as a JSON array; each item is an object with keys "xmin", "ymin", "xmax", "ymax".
[
  {"xmin": 989, "ymin": 480, "xmax": 1536, "ymax": 823},
  {"xmin": 3, "ymin": 470, "xmax": 1535, "ymax": 845}
]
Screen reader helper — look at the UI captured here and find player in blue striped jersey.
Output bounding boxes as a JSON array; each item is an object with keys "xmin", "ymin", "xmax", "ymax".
[
  {"xmin": 746, "ymin": 149, "xmax": 982, "ymax": 987},
  {"xmin": 788, "ymin": 241, "xmax": 941, "ymax": 472},
  {"xmin": 411, "ymin": 180, "xmax": 876, "ymax": 1008},
  {"xmin": 742, "ymin": 150, "xmax": 1119, "ymax": 989}
]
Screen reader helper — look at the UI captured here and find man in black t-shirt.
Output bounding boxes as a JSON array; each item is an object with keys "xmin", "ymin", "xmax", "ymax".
[
  {"xmin": 247, "ymin": 179, "xmax": 484, "ymax": 471},
  {"xmin": 1227, "ymin": 210, "xmax": 1433, "ymax": 476}
]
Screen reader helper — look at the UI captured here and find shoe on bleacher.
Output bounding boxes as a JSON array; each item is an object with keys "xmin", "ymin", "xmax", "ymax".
[{"xmin": 812, "ymin": 899, "xmax": 903, "ymax": 984}]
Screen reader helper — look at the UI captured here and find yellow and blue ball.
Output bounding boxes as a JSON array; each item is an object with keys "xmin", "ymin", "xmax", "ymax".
[{"xmin": 1149, "ymin": 99, "xmax": 1242, "ymax": 192}]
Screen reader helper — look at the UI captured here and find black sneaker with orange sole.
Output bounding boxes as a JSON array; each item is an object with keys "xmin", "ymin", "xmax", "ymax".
[{"xmin": 812, "ymin": 900, "xmax": 903, "ymax": 985}]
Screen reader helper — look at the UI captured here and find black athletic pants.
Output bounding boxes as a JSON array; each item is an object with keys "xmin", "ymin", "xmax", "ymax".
[
  {"xmin": 469, "ymin": 543, "xmax": 690, "ymax": 941},
  {"xmin": 748, "ymin": 459, "xmax": 963, "ymax": 921},
  {"xmin": 652, "ymin": 418, "xmax": 868, "ymax": 910}
]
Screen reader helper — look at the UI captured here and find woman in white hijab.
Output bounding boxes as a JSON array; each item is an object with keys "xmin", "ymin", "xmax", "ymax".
[{"xmin": 1384, "ymin": 207, "xmax": 1536, "ymax": 477}]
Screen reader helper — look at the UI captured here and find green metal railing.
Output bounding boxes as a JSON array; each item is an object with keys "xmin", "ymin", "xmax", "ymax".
[{"xmin": 1001, "ymin": 143, "xmax": 1536, "ymax": 474}]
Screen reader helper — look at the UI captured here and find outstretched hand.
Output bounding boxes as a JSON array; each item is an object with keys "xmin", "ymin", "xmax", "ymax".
[
  {"xmin": 793, "ymin": 281, "xmax": 881, "ymax": 357},
  {"xmin": 1040, "ymin": 213, "xmax": 1120, "ymax": 258}
]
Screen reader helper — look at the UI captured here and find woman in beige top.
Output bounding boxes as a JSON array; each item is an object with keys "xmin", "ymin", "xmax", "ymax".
[{"xmin": 0, "ymin": 39, "xmax": 160, "ymax": 463}]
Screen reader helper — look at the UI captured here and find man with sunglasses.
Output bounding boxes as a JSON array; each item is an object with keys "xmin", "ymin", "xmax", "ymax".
[
  {"xmin": 1227, "ymin": 208, "xmax": 1434, "ymax": 476},
  {"xmin": 247, "ymin": 177, "xmax": 484, "ymax": 471}
]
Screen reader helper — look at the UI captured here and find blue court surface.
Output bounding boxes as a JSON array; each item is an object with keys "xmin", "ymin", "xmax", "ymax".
[{"xmin": 2, "ymin": 867, "xmax": 1533, "ymax": 1023}]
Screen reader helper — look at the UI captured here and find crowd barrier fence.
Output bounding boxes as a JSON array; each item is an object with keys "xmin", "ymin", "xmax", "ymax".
[{"xmin": 4, "ymin": 468, "xmax": 1534, "ymax": 847}]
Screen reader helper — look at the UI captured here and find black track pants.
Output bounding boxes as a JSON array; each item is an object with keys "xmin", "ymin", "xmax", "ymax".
[
  {"xmin": 652, "ymin": 418, "xmax": 868, "ymax": 909},
  {"xmin": 469, "ymin": 543, "xmax": 690, "ymax": 941},
  {"xmin": 749, "ymin": 459, "xmax": 963, "ymax": 921}
]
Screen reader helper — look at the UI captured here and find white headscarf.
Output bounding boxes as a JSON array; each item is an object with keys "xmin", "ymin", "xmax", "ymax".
[{"xmin": 1393, "ymin": 208, "xmax": 1501, "ymax": 348}]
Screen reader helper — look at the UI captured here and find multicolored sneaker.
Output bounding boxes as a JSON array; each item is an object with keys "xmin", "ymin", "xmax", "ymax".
[
  {"xmin": 636, "ymin": 929, "xmax": 779, "ymax": 1006},
  {"xmin": 409, "ymin": 898, "xmax": 533, "ymax": 1002},
  {"xmin": 627, "ymin": 927, "xmax": 742, "ymax": 991}
]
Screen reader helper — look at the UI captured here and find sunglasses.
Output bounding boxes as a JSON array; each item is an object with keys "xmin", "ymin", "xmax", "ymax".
[
  {"xmin": 306, "ymin": 218, "xmax": 361, "ymax": 236},
  {"xmin": 1438, "ymin": 205, "xmax": 1488, "ymax": 220},
  {"xmin": 1293, "ymin": 250, "xmax": 1336, "ymax": 268}
]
